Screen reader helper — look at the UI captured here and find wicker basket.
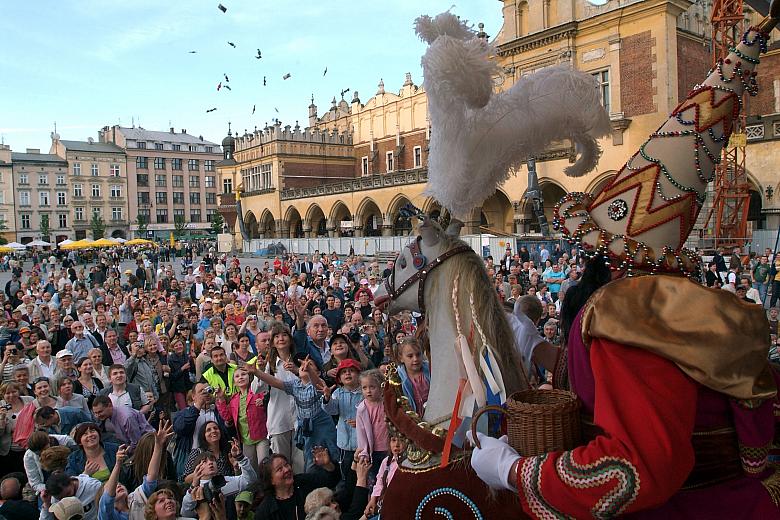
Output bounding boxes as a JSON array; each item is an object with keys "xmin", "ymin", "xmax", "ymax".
[{"xmin": 471, "ymin": 389, "xmax": 582, "ymax": 457}]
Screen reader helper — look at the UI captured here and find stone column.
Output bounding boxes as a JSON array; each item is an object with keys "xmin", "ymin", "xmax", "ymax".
[
  {"xmin": 326, "ymin": 219, "xmax": 338, "ymax": 238},
  {"xmin": 275, "ymin": 219, "xmax": 289, "ymax": 240},
  {"xmin": 302, "ymin": 222, "xmax": 313, "ymax": 238},
  {"xmin": 381, "ymin": 215, "xmax": 394, "ymax": 236},
  {"xmin": 353, "ymin": 226, "xmax": 364, "ymax": 238}
]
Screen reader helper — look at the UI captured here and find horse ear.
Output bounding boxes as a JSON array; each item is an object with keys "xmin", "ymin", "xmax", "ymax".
[
  {"xmin": 445, "ymin": 218, "xmax": 464, "ymax": 237},
  {"xmin": 419, "ymin": 216, "xmax": 440, "ymax": 247}
]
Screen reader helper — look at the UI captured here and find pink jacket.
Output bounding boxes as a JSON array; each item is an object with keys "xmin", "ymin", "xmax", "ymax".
[
  {"xmin": 216, "ymin": 390, "xmax": 268, "ymax": 442},
  {"xmin": 356, "ymin": 399, "xmax": 388, "ymax": 458}
]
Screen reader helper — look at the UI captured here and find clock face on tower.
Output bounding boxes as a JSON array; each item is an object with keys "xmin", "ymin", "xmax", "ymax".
[{"xmin": 587, "ymin": 0, "xmax": 609, "ymax": 5}]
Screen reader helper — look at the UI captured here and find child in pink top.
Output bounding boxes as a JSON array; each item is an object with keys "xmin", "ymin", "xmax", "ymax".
[
  {"xmin": 355, "ymin": 369, "xmax": 388, "ymax": 478},
  {"xmin": 364, "ymin": 435, "xmax": 407, "ymax": 518}
]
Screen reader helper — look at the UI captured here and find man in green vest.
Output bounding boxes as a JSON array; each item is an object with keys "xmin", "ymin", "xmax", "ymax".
[{"xmin": 201, "ymin": 345, "xmax": 237, "ymax": 396}]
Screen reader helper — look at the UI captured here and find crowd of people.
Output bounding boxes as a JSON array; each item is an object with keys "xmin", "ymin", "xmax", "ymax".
[
  {"xmin": 0, "ymin": 239, "xmax": 775, "ymax": 520},
  {"xmin": 0, "ymin": 246, "xmax": 432, "ymax": 520}
]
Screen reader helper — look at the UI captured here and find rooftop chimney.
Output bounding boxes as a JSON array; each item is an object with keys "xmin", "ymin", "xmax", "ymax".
[
  {"xmin": 26, "ymin": 148, "xmax": 40, "ymax": 154},
  {"xmin": 181, "ymin": 129, "xmax": 187, "ymax": 134},
  {"xmin": 170, "ymin": 127, "xmax": 175, "ymax": 134}
]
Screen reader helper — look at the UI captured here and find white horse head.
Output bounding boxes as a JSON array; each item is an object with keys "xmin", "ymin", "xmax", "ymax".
[{"xmin": 374, "ymin": 217, "xmax": 526, "ymax": 428}]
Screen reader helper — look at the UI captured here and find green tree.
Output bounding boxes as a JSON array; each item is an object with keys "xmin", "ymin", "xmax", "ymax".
[
  {"xmin": 210, "ymin": 212, "xmax": 225, "ymax": 235},
  {"xmin": 91, "ymin": 213, "xmax": 105, "ymax": 239},
  {"xmin": 136, "ymin": 214, "xmax": 148, "ymax": 238},
  {"xmin": 0, "ymin": 218, "xmax": 8, "ymax": 245},
  {"xmin": 39, "ymin": 214, "xmax": 50, "ymax": 241},
  {"xmin": 173, "ymin": 214, "xmax": 187, "ymax": 238}
]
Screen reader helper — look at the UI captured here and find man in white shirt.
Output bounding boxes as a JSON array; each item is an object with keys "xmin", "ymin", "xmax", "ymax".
[
  {"xmin": 39, "ymin": 471, "xmax": 102, "ymax": 520},
  {"xmin": 507, "ymin": 296, "xmax": 560, "ymax": 380}
]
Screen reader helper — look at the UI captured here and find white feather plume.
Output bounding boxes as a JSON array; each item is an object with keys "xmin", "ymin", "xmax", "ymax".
[{"xmin": 419, "ymin": 12, "xmax": 612, "ymax": 218}]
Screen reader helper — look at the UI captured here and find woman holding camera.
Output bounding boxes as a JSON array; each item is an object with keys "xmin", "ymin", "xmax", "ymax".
[
  {"xmin": 0, "ymin": 381, "xmax": 34, "ymax": 472},
  {"xmin": 0, "ymin": 343, "xmax": 29, "ymax": 383}
]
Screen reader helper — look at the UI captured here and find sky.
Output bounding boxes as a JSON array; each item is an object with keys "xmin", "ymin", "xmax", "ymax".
[{"xmin": 0, "ymin": 1, "xmax": 502, "ymax": 152}]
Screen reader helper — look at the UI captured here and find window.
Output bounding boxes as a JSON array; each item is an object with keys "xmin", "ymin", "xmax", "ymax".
[
  {"xmin": 189, "ymin": 175, "xmax": 200, "ymax": 188},
  {"xmin": 75, "ymin": 207, "xmax": 84, "ymax": 221},
  {"xmin": 172, "ymin": 158, "xmax": 182, "ymax": 171},
  {"xmin": 190, "ymin": 209, "xmax": 202, "ymax": 222},
  {"xmin": 173, "ymin": 208, "xmax": 185, "ymax": 220},
  {"xmin": 110, "ymin": 164, "xmax": 120, "ymax": 177},
  {"xmin": 223, "ymin": 178, "xmax": 233, "ymax": 194},
  {"xmin": 58, "ymin": 214, "xmax": 67, "ymax": 228},
  {"xmin": 172, "ymin": 175, "xmax": 184, "ymax": 187},
  {"xmin": 91, "ymin": 184, "xmax": 101, "ymax": 197},
  {"xmin": 138, "ymin": 208, "xmax": 151, "ymax": 221},
  {"xmin": 39, "ymin": 192, "xmax": 49, "ymax": 206},
  {"xmin": 361, "ymin": 156, "xmax": 369, "ymax": 176},
  {"xmin": 92, "ymin": 207, "xmax": 102, "ymax": 218},
  {"xmin": 172, "ymin": 192, "xmax": 184, "ymax": 204},
  {"xmin": 19, "ymin": 191, "xmax": 30, "ymax": 206},
  {"xmin": 156, "ymin": 192, "xmax": 168, "ymax": 204},
  {"xmin": 112, "ymin": 207, "xmax": 123, "ymax": 220},
  {"xmin": 205, "ymin": 192, "xmax": 217, "ymax": 204},
  {"xmin": 39, "ymin": 173, "xmax": 48, "ymax": 185},
  {"xmin": 137, "ymin": 141, "xmax": 147, "ymax": 149},
  {"xmin": 155, "ymin": 143, "xmax": 164, "ymax": 150},
  {"xmin": 261, "ymin": 164, "xmax": 272, "ymax": 189},
  {"xmin": 206, "ymin": 146, "xmax": 214, "ymax": 153},
  {"xmin": 205, "ymin": 176, "xmax": 215, "ymax": 188},
  {"xmin": 57, "ymin": 191, "xmax": 66, "ymax": 205},
  {"xmin": 19, "ymin": 173, "xmax": 28, "ymax": 184},
  {"xmin": 57, "ymin": 174, "xmax": 65, "ymax": 185},
  {"xmin": 190, "ymin": 192, "xmax": 201, "ymax": 205},
  {"xmin": 156, "ymin": 209, "xmax": 168, "ymax": 223},
  {"xmin": 137, "ymin": 174, "xmax": 149, "ymax": 187},
  {"xmin": 592, "ymin": 70, "xmax": 610, "ymax": 113},
  {"xmin": 746, "ymin": 124, "xmax": 765, "ymax": 140},
  {"xmin": 20, "ymin": 214, "xmax": 30, "ymax": 229},
  {"xmin": 155, "ymin": 174, "xmax": 166, "ymax": 187},
  {"xmin": 206, "ymin": 209, "xmax": 218, "ymax": 222},
  {"xmin": 172, "ymin": 144, "xmax": 181, "ymax": 151},
  {"xmin": 413, "ymin": 146, "xmax": 422, "ymax": 168},
  {"xmin": 189, "ymin": 145, "xmax": 197, "ymax": 152},
  {"xmin": 91, "ymin": 163, "xmax": 99, "ymax": 176},
  {"xmin": 205, "ymin": 160, "xmax": 215, "ymax": 172},
  {"xmin": 137, "ymin": 192, "xmax": 150, "ymax": 205},
  {"xmin": 73, "ymin": 184, "xmax": 83, "ymax": 197},
  {"xmin": 110, "ymin": 185, "xmax": 122, "ymax": 197},
  {"xmin": 73, "ymin": 163, "xmax": 81, "ymax": 176},
  {"xmin": 154, "ymin": 157, "xmax": 165, "ymax": 170},
  {"xmin": 188, "ymin": 159, "xmax": 199, "ymax": 171},
  {"xmin": 386, "ymin": 151, "xmax": 394, "ymax": 172},
  {"xmin": 774, "ymin": 122, "xmax": 780, "ymax": 138},
  {"xmin": 136, "ymin": 156, "xmax": 148, "ymax": 169}
]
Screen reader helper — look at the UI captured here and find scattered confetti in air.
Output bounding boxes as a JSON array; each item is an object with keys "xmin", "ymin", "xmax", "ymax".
[
  {"xmin": 206, "ymin": 108, "xmax": 217, "ymax": 113},
  {"xmin": 323, "ymin": 67, "xmax": 328, "ymax": 76},
  {"xmin": 227, "ymin": 42, "xmax": 236, "ymax": 48},
  {"xmin": 263, "ymin": 76, "xmax": 267, "ymax": 86},
  {"xmin": 252, "ymin": 105, "xmax": 256, "ymax": 115},
  {"xmin": 274, "ymin": 107, "xmax": 279, "ymax": 113},
  {"xmin": 224, "ymin": 74, "xmax": 230, "ymax": 82},
  {"xmin": 256, "ymin": 49, "xmax": 262, "ymax": 59},
  {"xmin": 282, "ymin": 73, "xmax": 291, "ymax": 80},
  {"xmin": 188, "ymin": 50, "xmax": 197, "ymax": 54},
  {"xmin": 224, "ymin": 85, "xmax": 232, "ymax": 91},
  {"xmin": 341, "ymin": 88, "xmax": 350, "ymax": 98},
  {"xmin": 218, "ymin": 4, "xmax": 227, "ymax": 13},
  {"xmin": 217, "ymin": 82, "xmax": 222, "ymax": 91}
]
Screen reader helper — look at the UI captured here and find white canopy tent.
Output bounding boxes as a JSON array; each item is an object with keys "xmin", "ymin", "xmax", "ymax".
[
  {"xmin": 26, "ymin": 239, "xmax": 51, "ymax": 247},
  {"xmin": 6, "ymin": 242, "xmax": 25, "ymax": 249}
]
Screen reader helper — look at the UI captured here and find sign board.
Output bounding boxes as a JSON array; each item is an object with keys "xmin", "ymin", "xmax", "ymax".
[
  {"xmin": 217, "ymin": 233, "xmax": 233, "ymax": 253},
  {"xmin": 728, "ymin": 132, "xmax": 747, "ymax": 148},
  {"xmin": 146, "ymin": 231, "xmax": 154, "ymax": 238},
  {"xmin": 340, "ymin": 220, "xmax": 353, "ymax": 230}
]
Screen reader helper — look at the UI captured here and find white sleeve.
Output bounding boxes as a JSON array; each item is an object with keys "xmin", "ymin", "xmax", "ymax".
[
  {"xmin": 180, "ymin": 490, "xmax": 198, "ymax": 518},
  {"xmin": 24, "ymin": 451, "xmax": 46, "ymax": 493},
  {"xmin": 221, "ymin": 456, "xmax": 257, "ymax": 496}
]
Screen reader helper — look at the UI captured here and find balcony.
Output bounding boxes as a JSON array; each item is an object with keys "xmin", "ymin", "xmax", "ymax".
[
  {"xmin": 110, "ymin": 218, "xmax": 127, "ymax": 224},
  {"xmin": 279, "ymin": 168, "xmax": 428, "ymax": 201},
  {"xmin": 73, "ymin": 195, "xmax": 85, "ymax": 200}
]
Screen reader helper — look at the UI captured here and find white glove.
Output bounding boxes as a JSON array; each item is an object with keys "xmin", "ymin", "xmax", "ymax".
[{"xmin": 467, "ymin": 431, "xmax": 521, "ymax": 492}]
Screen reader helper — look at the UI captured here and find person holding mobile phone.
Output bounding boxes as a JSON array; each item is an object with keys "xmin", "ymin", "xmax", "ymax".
[{"xmin": 0, "ymin": 344, "xmax": 29, "ymax": 384}]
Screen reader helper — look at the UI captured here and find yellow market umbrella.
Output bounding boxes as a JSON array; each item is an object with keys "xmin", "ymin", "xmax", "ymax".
[
  {"xmin": 0, "ymin": 246, "xmax": 14, "ymax": 253},
  {"xmin": 91, "ymin": 238, "xmax": 117, "ymax": 248},
  {"xmin": 61, "ymin": 239, "xmax": 94, "ymax": 250},
  {"xmin": 125, "ymin": 238, "xmax": 157, "ymax": 247}
]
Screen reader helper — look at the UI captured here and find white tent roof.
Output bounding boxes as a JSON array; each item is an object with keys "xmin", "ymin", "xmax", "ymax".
[
  {"xmin": 58, "ymin": 239, "xmax": 74, "ymax": 246},
  {"xmin": 112, "ymin": 237, "xmax": 127, "ymax": 243},
  {"xmin": 27, "ymin": 239, "xmax": 51, "ymax": 247},
  {"xmin": 6, "ymin": 242, "xmax": 25, "ymax": 249}
]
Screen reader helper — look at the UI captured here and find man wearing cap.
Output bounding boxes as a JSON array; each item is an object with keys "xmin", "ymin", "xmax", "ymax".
[
  {"xmin": 190, "ymin": 274, "xmax": 206, "ymax": 302},
  {"xmin": 41, "ymin": 471, "xmax": 101, "ymax": 520},
  {"xmin": 64, "ymin": 321, "xmax": 99, "ymax": 363},
  {"xmin": 53, "ymin": 349, "xmax": 78, "ymax": 382},
  {"xmin": 234, "ymin": 490, "xmax": 254, "ymax": 520}
]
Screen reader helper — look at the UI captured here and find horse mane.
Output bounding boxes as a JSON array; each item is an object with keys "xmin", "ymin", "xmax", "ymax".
[{"xmin": 425, "ymin": 233, "xmax": 528, "ymax": 396}]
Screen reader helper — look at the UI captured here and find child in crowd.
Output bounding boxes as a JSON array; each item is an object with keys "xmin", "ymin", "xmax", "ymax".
[
  {"xmin": 395, "ymin": 337, "xmax": 430, "ymax": 416},
  {"xmin": 356, "ymin": 369, "xmax": 388, "ymax": 478},
  {"xmin": 364, "ymin": 435, "xmax": 407, "ymax": 518},
  {"xmin": 321, "ymin": 357, "xmax": 364, "ymax": 482}
]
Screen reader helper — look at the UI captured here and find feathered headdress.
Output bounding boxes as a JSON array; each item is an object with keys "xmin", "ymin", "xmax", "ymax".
[{"xmin": 416, "ymin": 12, "xmax": 612, "ymax": 219}]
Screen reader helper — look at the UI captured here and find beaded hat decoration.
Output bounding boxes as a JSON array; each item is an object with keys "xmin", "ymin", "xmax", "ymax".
[{"xmin": 554, "ymin": 13, "xmax": 778, "ymax": 277}]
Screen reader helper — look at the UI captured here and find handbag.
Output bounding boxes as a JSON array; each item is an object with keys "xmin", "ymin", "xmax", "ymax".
[{"xmin": 12, "ymin": 402, "xmax": 36, "ymax": 449}]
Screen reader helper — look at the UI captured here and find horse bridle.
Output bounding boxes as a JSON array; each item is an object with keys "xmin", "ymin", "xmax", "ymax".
[{"xmin": 384, "ymin": 237, "xmax": 472, "ymax": 315}]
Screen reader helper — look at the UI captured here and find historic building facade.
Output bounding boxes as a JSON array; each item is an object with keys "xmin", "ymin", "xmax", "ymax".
[
  {"xmin": 11, "ymin": 148, "xmax": 70, "ymax": 244},
  {"xmin": 0, "ymin": 145, "xmax": 17, "ymax": 242},
  {"xmin": 50, "ymin": 136, "xmax": 129, "ymax": 240},
  {"xmin": 99, "ymin": 126, "xmax": 222, "ymax": 239},
  {"xmin": 221, "ymin": 0, "xmax": 780, "ymax": 247}
]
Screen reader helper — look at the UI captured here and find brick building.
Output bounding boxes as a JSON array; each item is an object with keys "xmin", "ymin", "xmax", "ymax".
[
  {"xmin": 99, "ymin": 126, "xmax": 222, "ymax": 240},
  {"xmin": 221, "ymin": 0, "xmax": 780, "ymax": 247}
]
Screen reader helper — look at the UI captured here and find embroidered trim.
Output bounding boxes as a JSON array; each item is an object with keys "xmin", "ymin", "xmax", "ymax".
[
  {"xmin": 740, "ymin": 443, "xmax": 770, "ymax": 475},
  {"xmin": 519, "ymin": 453, "xmax": 641, "ymax": 519}
]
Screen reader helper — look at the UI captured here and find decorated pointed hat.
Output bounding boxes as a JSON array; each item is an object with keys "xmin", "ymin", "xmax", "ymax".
[{"xmin": 555, "ymin": 10, "xmax": 779, "ymax": 276}]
